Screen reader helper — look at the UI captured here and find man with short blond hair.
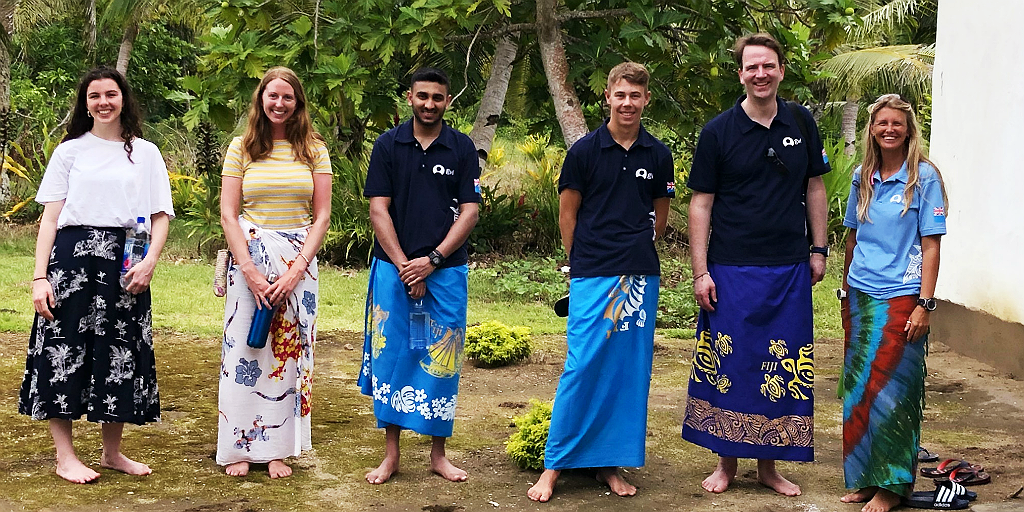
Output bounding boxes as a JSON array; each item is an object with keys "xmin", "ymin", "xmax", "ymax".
[{"xmin": 528, "ymin": 61, "xmax": 674, "ymax": 502}]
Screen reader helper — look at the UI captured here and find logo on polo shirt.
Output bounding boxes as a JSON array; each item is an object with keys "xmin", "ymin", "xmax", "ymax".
[
  {"xmin": 474, "ymin": 178, "xmax": 481, "ymax": 194},
  {"xmin": 666, "ymin": 181, "xmax": 676, "ymax": 194},
  {"xmin": 782, "ymin": 136, "xmax": 803, "ymax": 147},
  {"xmin": 635, "ymin": 168, "xmax": 653, "ymax": 179},
  {"xmin": 933, "ymin": 206, "xmax": 944, "ymax": 217},
  {"xmin": 432, "ymin": 164, "xmax": 454, "ymax": 176},
  {"xmin": 890, "ymin": 194, "xmax": 903, "ymax": 204}
]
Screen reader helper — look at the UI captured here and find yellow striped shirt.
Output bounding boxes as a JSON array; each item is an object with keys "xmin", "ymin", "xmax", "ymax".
[{"xmin": 222, "ymin": 137, "xmax": 332, "ymax": 229}]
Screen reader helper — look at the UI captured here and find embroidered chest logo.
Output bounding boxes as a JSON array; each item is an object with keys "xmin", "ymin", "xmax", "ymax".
[
  {"xmin": 782, "ymin": 136, "xmax": 803, "ymax": 147},
  {"xmin": 890, "ymin": 194, "xmax": 903, "ymax": 204},
  {"xmin": 635, "ymin": 168, "xmax": 654, "ymax": 180},
  {"xmin": 432, "ymin": 164, "xmax": 454, "ymax": 176}
]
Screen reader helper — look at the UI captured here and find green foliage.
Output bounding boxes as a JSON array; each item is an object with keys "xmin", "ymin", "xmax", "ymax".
[
  {"xmin": 821, "ymin": 138, "xmax": 856, "ymax": 245},
  {"xmin": 324, "ymin": 157, "xmax": 374, "ymax": 264},
  {"xmin": 469, "ymin": 183, "xmax": 528, "ymax": 254},
  {"xmin": 471, "ymin": 258, "xmax": 566, "ymax": 304},
  {"xmin": 465, "ymin": 320, "xmax": 531, "ymax": 367},
  {"xmin": 515, "ymin": 134, "xmax": 563, "ymax": 253},
  {"xmin": 656, "ymin": 259, "xmax": 699, "ymax": 329},
  {"xmin": 505, "ymin": 399, "xmax": 552, "ymax": 471},
  {"xmin": 3, "ymin": 134, "xmax": 59, "ymax": 222}
]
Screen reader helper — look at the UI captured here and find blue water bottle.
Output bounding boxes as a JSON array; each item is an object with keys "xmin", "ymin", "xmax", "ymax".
[
  {"xmin": 120, "ymin": 217, "xmax": 149, "ymax": 289},
  {"xmin": 247, "ymin": 273, "xmax": 278, "ymax": 349},
  {"xmin": 409, "ymin": 299, "xmax": 430, "ymax": 350}
]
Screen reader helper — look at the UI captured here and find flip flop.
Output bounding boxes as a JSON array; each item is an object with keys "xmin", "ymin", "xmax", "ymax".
[
  {"xmin": 918, "ymin": 446, "xmax": 940, "ymax": 463},
  {"xmin": 920, "ymin": 459, "xmax": 980, "ymax": 478},
  {"xmin": 912, "ymin": 481, "xmax": 977, "ymax": 502},
  {"xmin": 553, "ymin": 294, "xmax": 569, "ymax": 317},
  {"xmin": 904, "ymin": 480, "xmax": 971, "ymax": 510},
  {"xmin": 938, "ymin": 466, "xmax": 992, "ymax": 486}
]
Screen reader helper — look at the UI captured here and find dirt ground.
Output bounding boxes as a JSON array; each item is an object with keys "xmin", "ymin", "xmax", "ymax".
[{"xmin": 1, "ymin": 329, "xmax": 1023, "ymax": 512}]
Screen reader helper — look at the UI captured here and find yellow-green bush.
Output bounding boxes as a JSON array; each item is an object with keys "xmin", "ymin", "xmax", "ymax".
[
  {"xmin": 505, "ymin": 399, "xmax": 552, "ymax": 470},
  {"xmin": 465, "ymin": 320, "xmax": 531, "ymax": 367}
]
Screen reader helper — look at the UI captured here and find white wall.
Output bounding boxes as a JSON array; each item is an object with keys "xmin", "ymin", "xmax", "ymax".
[{"xmin": 931, "ymin": 0, "xmax": 1024, "ymax": 325}]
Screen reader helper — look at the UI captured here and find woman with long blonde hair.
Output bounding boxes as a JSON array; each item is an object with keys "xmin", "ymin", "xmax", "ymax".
[
  {"xmin": 216, "ymin": 67, "xmax": 332, "ymax": 478},
  {"xmin": 839, "ymin": 94, "xmax": 954, "ymax": 512}
]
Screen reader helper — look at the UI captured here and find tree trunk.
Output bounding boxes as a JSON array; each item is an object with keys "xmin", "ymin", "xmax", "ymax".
[
  {"xmin": 85, "ymin": 0, "xmax": 97, "ymax": 59},
  {"xmin": 535, "ymin": 0, "xmax": 588, "ymax": 147},
  {"xmin": 469, "ymin": 34, "xmax": 518, "ymax": 170},
  {"xmin": 1, "ymin": 8, "xmax": 12, "ymax": 204},
  {"xmin": 841, "ymin": 93, "xmax": 860, "ymax": 156},
  {"xmin": 116, "ymin": 22, "xmax": 139, "ymax": 75}
]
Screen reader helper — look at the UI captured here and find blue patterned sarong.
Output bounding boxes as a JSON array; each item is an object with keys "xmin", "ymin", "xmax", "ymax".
[
  {"xmin": 682, "ymin": 262, "xmax": 814, "ymax": 461},
  {"xmin": 545, "ymin": 275, "xmax": 659, "ymax": 470},
  {"xmin": 358, "ymin": 258, "xmax": 468, "ymax": 437}
]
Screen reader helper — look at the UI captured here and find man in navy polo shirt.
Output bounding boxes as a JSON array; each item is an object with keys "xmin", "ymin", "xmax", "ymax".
[
  {"xmin": 528, "ymin": 61, "xmax": 674, "ymax": 502},
  {"xmin": 358, "ymin": 67, "xmax": 480, "ymax": 485},
  {"xmin": 681, "ymin": 33, "xmax": 829, "ymax": 496}
]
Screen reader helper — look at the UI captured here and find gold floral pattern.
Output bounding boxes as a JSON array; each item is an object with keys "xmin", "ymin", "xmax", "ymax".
[
  {"xmin": 689, "ymin": 329, "xmax": 731, "ymax": 394},
  {"xmin": 683, "ymin": 397, "xmax": 814, "ymax": 448}
]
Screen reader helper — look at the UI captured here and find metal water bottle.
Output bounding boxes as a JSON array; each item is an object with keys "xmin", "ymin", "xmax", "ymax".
[
  {"xmin": 247, "ymin": 273, "xmax": 278, "ymax": 349},
  {"xmin": 409, "ymin": 299, "xmax": 430, "ymax": 350},
  {"xmin": 120, "ymin": 216, "xmax": 149, "ymax": 289}
]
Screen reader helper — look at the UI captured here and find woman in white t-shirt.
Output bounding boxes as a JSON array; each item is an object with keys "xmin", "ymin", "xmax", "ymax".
[{"xmin": 19, "ymin": 67, "xmax": 175, "ymax": 484}]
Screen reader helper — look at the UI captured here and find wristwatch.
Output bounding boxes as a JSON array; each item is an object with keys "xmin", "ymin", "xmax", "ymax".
[
  {"xmin": 810, "ymin": 245, "xmax": 830, "ymax": 257},
  {"xmin": 428, "ymin": 249, "xmax": 445, "ymax": 268},
  {"xmin": 917, "ymin": 297, "xmax": 937, "ymax": 311},
  {"xmin": 836, "ymin": 288, "xmax": 847, "ymax": 300}
]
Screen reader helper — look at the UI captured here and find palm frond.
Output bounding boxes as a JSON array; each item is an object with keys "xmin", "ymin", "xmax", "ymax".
[{"xmin": 821, "ymin": 44, "xmax": 933, "ymax": 99}]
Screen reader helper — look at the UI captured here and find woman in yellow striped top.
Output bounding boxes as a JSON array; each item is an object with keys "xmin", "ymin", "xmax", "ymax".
[{"xmin": 217, "ymin": 67, "xmax": 332, "ymax": 478}]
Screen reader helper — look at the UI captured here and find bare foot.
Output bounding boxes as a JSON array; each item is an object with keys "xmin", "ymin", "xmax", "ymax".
[
  {"xmin": 99, "ymin": 452, "xmax": 152, "ymax": 476},
  {"xmin": 224, "ymin": 461, "xmax": 249, "ymax": 477},
  {"xmin": 268, "ymin": 460, "xmax": 292, "ymax": 479},
  {"xmin": 528, "ymin": 469, "xmax": 560, "ymax": 502},
  {"xmin": 596, "ymin": 467, "xmax": 636, "ymax": 497},
  {"xmin": 430, "ymin": 455, "xmax": 467, "ymax": 482},
  {"xmin": 841, "ymin": 487, "xmax": 878, "ymax": 503},
  {"xmin": 55, "ymin": 457, "xmax": 101, "ymax": 484},
  {"xmin": 756, "ymin": 460, "xmax": 801, "ymax": 496},
  {"xmin": 702, "ymin": 457, "xmax": 737, "ymax": 493},
  {"xmin": 366, "ymin": 455, "xmax": 399, "ymax": 485},
  {"xmin": 861, "ymin": 488, "xmax": 901, "ymax": 512}
]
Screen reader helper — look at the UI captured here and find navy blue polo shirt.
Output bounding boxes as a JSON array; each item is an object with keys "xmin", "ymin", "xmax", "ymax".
[
  {"xmin": 364, "ymin": 119, "xmax": 481, "ymax": 267},
  {"xmin": 559, "ymin": 121, "xmax": 675, "ymax": 278},
  {"xmin": 687, "ymin": 96, "xmax": 830, "ymax": 266}
]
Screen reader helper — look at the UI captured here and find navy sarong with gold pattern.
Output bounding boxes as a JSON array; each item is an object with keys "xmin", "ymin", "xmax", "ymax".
[{"xmin": 682, "ymin": 262, "xmax": 814, "ymax": 461}]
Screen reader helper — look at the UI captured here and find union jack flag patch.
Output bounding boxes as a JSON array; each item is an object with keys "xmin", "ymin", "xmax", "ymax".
[
  {"xmin": 667, "ymin": 181, "xmax": 676, "ymax": 194},
  {"xmin": 822, "ymin": 148, "xmax": 829, "ymax": 164},
  {"xmin": 933, "ymin": 206, "xmax": 944, "ymax": 217},
  {"xmin": 474, "ymin": 178, "xmax": 481, "ymax": 194}
]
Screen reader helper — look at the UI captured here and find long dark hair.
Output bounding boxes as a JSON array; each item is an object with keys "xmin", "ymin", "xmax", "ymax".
[{"xmin": 64, "ymin": 66, "xmax": 144, "ymax": 161}]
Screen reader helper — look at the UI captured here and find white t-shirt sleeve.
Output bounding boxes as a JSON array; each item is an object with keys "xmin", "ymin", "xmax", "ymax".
[{"xmin": 35, "ymin": 142, "xmax": 76, "ymax": 203}]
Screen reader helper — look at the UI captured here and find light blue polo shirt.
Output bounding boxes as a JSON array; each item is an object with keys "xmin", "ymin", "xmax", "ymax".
[{"xmin": 843, "ymin": 161, "xmax": 946, "ymax": 299}]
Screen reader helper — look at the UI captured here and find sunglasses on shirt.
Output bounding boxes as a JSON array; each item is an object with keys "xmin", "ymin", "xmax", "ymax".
[{"xmin": 766, "ymin": 147, "xmax": 789, "ymax": 175}]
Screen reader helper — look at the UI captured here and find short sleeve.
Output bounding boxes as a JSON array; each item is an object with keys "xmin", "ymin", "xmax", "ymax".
[
  {"xmin": 917, "ymin": 164, "xmax": 947, "ymax": 236},
  {"xmin": 686, "ymin": 128, "xmax": 719, "ymax": 193},
  {"xmin": 35, "ymin": 142, "xmax": 74, "ymax": 203},
  {"xmin": 802, "ymin": 107, "xmax": 831, "ymax": 178},
  {"xmin": 222, "ymin": 137, "xmax": 244, "ymax": 179},
  {"xmin": 457, "ymin": 140, "xmax": 481, "ymax": 204},
  {"xmin": 842, "ymin": 171, "xmax": 861, "ymax": 229},
  {"xmin": 313, "ymin": 141, "xmax": 332, "ymax": 174},
  {"xmin": 558, "ymin": 149, "xmax": 584, "ymax": 193},
  {"xmin": 652, "ymin": 147, "xmax": 676, "ymax": 199},
  {"xmin": 363, "ymin": 136, "xmax": 393, "ymax": 197},
  {"xmin": 148, "ymin": 147, "xmax": 175, "ymax": 219}
]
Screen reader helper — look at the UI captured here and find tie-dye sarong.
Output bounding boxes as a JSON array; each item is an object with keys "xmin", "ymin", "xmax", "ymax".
[
  {"xmin": 682, "ymin": 262, "xmax": 814, "ymax": 461},
  {"xmin": 842, "ymin": 289, "xmax": 924, "ymax": 495},
  {"xmin": 358, "ymin": 258, "xmax": 468, "ymax": 437},
  {"xmin": 216, "ymin": 216, "xmax": 318, "ymax": 465},
  {"xmin": 544, "ymin": 275, "xmax": 659, "ymax": 470}
]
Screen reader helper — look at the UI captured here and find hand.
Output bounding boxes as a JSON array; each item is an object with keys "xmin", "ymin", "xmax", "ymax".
[
  {"xmin": 240, "ymin": 263, "xmax": 273, "ymax": 310},
  {"xmin": 398, "ymin": 256, "xmax": 434, "ymax": 286},
  {"xmin": 905, "ymin": 306, "xmax": 930, "ymax": 342},
  {"xmin": 408, "ymin": 281, "xmax": 426, "ymax": 300},
  {"xmin": 810, "ymin": 253, "xmax": 826, "ymax": 285},
  {"xmin": 32, "ymin": 279, "xmax": 57, "ymax": 321},
  {"xmin": 265, "ymin": 264, "xmax": 305, "ymax": 307},
  {"xmin": 693, "ymin": 273, "xmax": 717, "ymax": 312},
  {"xmin": 123, "ymin": 256, "xmax": 157, "ymax": 295}
]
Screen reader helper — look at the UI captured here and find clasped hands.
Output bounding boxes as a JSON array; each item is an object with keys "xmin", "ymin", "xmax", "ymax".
[{"xmin": 399, "ymin": 256, "xmax": 434, "ymax": 300}]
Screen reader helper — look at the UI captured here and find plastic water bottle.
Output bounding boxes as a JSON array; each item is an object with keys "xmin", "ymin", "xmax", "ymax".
[
  {"xmin": 247, "ymin": 273, "xmax": 278, "ymax": 349},
  {"xmin": 409, "ymin": 299, "xmax": 430, "ymax": 350},
  {"xmin": 120, "ymin": 216, "xmax": 149, "ymax": 289}
]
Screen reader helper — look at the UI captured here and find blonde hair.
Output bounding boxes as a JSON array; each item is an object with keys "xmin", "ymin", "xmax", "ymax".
[
  {"xmin": 857, "ymin": 93, "xmax": 947, "ymax": 222},
  {"xmin": 241, "ymin": 66, "xmax": 323, "ymax": 170},
  {"xmin": 607, "ymin": 61, "xmax": 649, "ymax": 90}
]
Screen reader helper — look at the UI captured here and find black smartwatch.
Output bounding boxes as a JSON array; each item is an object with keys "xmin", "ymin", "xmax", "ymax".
[
  {"xmin": 917, "ymin": 297, "xmax": 937, "ymax": 311},
  {"xmin": 810, "ymin": 245, "xmax": 830, "ymax": 257},
  {"xmin": 428, "ymin": 249, "xmax": 445, "ymax": 268}
]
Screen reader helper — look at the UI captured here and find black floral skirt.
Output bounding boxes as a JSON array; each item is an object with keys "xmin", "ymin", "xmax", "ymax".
[{"xmin": 19, "ymin": 226, "xmax": 160, "ymax": 424}]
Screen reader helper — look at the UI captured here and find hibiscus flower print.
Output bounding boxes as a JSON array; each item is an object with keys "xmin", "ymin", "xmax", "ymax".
[
  {"xmin": 235, "ymin": 358, "xmax": 262, "ymax": 387},
  {"xmin": 302, "ymin": 291, "xmax": 316, "ymax": 315}
]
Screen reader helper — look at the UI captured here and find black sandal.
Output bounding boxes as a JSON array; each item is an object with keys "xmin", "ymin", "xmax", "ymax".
[{"xmin": 904, "ymin": 480, "xmax": 971, "ymax": 510}]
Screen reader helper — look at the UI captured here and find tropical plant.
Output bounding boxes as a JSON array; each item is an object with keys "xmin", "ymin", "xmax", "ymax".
[
  {"xmin": 505, "ymin": 399, "xmax": 552, "ymax": 471},
  {"xmin": 465, "ymin": 320, "xmax": 532, "ymax": 367},
  {"xmin": 821, "ymin": 137, "xmax": 857, "ymax": 245}
]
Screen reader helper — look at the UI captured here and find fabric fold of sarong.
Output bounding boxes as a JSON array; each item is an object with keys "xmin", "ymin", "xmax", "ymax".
[
  {"xmin": 682, "ymin": 262, "xmax": 814, "ymax": 461},
  {"xmin": 842, "ymin": 288, "xmax": 924, "ymax": 496},
  {"xmin": 359, "ymin": 258, "xmax": 468, "ymax": 438},
  {"xmin": 19, "ymin": 226, "xmax": 159, "ymax": 424},
  {"xmin": 217, "ymin": 216, "xmax": 317, "ymax": 465},
  {"xmin": 544, "ymin": 275, "xmax": 659, "ymax": 470}
]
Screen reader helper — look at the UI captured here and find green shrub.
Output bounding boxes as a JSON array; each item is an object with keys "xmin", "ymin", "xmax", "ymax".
[
  {"xmin": 465, "ymin": 321, "xmax": 532, "ymax": 367},
  {"xmin": 505, "ymin": 399, "xmax": 552, "ymax": 471}
]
